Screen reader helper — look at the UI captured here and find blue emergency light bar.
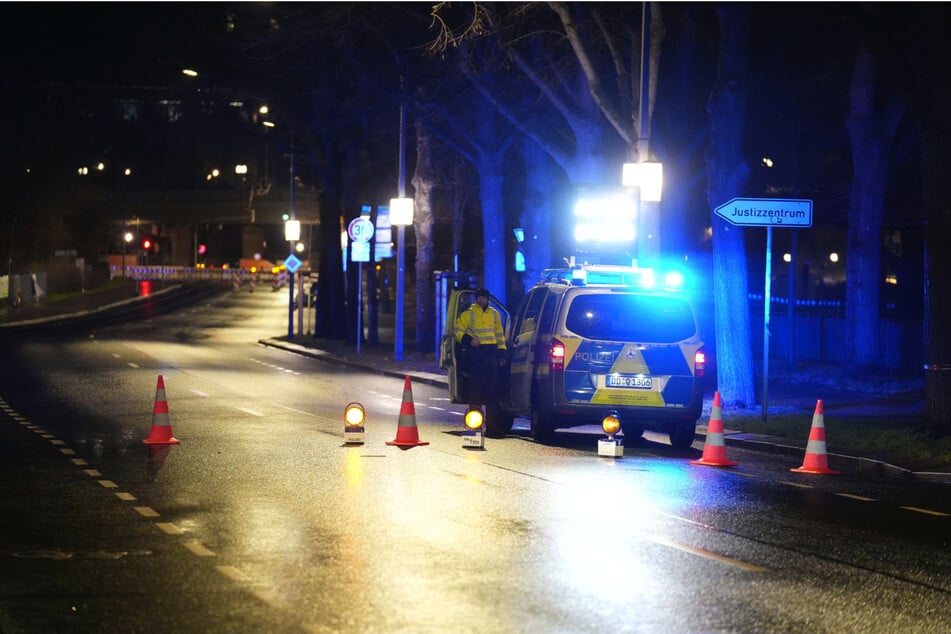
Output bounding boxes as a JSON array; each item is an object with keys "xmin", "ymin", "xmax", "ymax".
[{"xmin": 540, "ymin": 264, "xmax": 687, "ymax": 290}]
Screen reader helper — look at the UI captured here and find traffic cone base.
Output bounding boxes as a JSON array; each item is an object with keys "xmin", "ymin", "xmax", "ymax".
[
  {"xmin": 691, "ymin": 391, "xmax": 738, "ymax": 467},
  {"xmin": 386, "ymin": 376, "xmax": 429, "ymax": 448},
  {"xmin": 143, "ymin": 375, "xmax": 180, "ymax": 445},
  {"xmin": 790, "ymin": 399, "xmax": 838, "ymax": 475}
]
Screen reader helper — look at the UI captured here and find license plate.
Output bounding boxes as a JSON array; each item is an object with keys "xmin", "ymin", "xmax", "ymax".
[{"xmin": 606, "ymin": 374, "xmax": 652, "ymax": 389}]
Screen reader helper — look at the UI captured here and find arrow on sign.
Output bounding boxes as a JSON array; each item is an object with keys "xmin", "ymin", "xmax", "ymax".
[{"xmin": 714, "ymin": 198, "xmax": 813, "ymax": 227}]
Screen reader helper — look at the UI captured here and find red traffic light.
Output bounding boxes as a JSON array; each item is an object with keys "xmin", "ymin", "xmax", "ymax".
[{"xmin": 142, "ymin": 238, "xmax": 152, "ymax": 250}]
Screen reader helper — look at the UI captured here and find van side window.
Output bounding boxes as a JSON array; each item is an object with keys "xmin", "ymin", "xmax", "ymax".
[
  {"xmin": 517, "ymin": 289, "xmax": 546, "ymax": 337},
  {"xmin": 537, "ymin": 291, "xmax": 557, "ymax": 334}
]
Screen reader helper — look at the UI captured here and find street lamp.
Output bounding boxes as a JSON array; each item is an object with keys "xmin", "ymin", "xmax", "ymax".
[
  {"xmin": 390, "ymin": 197, "xmax": 414, "ymax": 361},
  {"xmin": 285, "ymin": 219, "xmax": 301, "ymax": 338},
  {"xmin": 123, "ymin": 231, "xmax": 133, "ymax": 278}
]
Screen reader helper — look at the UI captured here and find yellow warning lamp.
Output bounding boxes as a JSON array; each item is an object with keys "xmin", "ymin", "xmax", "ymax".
[
  {"xmin": 344, "ymin": 402, "xmax": 366, "ymax": 444},
  {"xmin": 462, "ymin": 407, "xmax": 485, "ymax": 449},
  {"xmin": 345, "ymin": 403, "xmax": 366, "ymax": 426},
  {"xmin": 250, "ymin": 266, "xmax": 257, "ymax": 274},
  {"xmin": 464, "ymin": 407, "xmax": 485, "ymax": 430},
  {"xmin": 598, "ymin": 412, "xmax": 624, "ymax": 458},
  {"xmin": 602, "ymin": 413, "xmax": 621, "ymax": 436}
]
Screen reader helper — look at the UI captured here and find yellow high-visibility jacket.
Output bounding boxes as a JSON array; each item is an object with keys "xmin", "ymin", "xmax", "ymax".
[{"xmin": 454, "ymin": 304, "xmax": 506, "ymax": 349}]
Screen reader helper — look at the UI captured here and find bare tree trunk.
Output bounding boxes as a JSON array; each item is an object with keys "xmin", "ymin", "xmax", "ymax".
[
  {"xmin": 705, "ymin": 4, "xmax": 756, "ymax": 408},
  {"xmin": 520, "ymin": 137, "xmax": 554, "ymax": 293},
  {"xmin": 845, "ymin": 48, "xmax": 898, "ymax": 368},
  {"xmin": 920, "ymin": 8, "xmax": 951, "ymax": 437},
  {"xmin": 412, "ymin": 120, "xmax": 436, "ymax": 353}
]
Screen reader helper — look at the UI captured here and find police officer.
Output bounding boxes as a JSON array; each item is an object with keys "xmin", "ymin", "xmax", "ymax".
[{"xmin": 454, "ymin": 288, "xmax": 507, "ymax": 412}]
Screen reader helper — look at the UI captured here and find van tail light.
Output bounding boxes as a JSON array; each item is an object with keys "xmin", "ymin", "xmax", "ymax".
[
  {"xmin": 694, "ymin": 348, "xmax": 706, "ymax": 376},
  {"xmin": 551, "ymin": 339, "xmax": 566, "ymax": 371}
]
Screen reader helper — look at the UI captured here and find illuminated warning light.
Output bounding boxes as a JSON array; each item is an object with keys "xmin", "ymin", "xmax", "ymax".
[
  {"xmin": 345, "ymin": 403, "xmax": 365, "ymax": 427},
  {"xmin": 198, "ymin": 243, "xmax": 207, "ymax": 255},
  {"xmin": 464, "ymin": 407, "xmax": 484, "ymax": 430},
  {"xmin": 142, "ymin": 238, "xmax": 152, "ymax": 250},
  {"xmin": 343, "ymin": 402, "xmax": 366, "ymax": 445},
  {"xmin": 598, "ymin": 411, "xmax": 624, "ymax": 458},
  {"xmin": 550, "ymin": 339, "xmax": 566, "ymax": 371},
  {"xmin": 462, "ymin": 407, "xmax": 485, "ymax": 449},
  {"xmin": 694, "ymin": 349, "xmax": 706, "ymax": 376}
]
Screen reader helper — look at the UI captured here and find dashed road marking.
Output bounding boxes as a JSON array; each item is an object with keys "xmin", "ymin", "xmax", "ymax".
[
  {"xmin": 60, "ymin": 448, "xmax": 76, "ymax": 456},
  {"xmin": 71, "ymin": 458, "xmax": 89, "ymax": 466},
  {"xmin": 836, "ymin": 493, "xmax": 877, "ymax": 502},
  {"xmin": 83, "ymin": 469, "xmax": 103, "ymax": 477},
  {"xmin": 134, "ymin": 506, "xmax": 160, "ymax": 518},
  {"xmin": 97, "ymin": 480, "xmax": 118, "ymax": 489},
  {"xmin": 184, "ymin": 539, "xmax": 216, "ymax": 557},
  {"xmin": 216, "ymin": 565, "xmax": 252, "ymax": 582},
  {"xmin": 156, "ymin": 522, "xmax": 184, "ymax": 535},
  {"xmin": 901, "ymin": 506, "xmax": 949, "ymax": 517},
  {"xmin": 128, "ymin": 363, "xmax": 140, "ymax": 369},
  {"xmin": 115, "ymin": 492, "xmax": 137, "ymax": 501},
  {"xmin": 251, "ymin": 589, "xmax": 292, "ymax": 610},
  {"xmin": 237, "ymin": 407, "xmax": 264, "ymax": 417},
  {"xmin": 780, "ymin": 480, "xmax": 813, "ymax": 489},
  {"xmin": 191, "ymin": 389, "xmax": 209, "ymax": 397}
]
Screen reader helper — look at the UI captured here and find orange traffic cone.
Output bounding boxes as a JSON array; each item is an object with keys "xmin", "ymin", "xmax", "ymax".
[
  {"xmin": 790, "ymin": 400, "xmax": 839, "ymax": 475},
  {"xmin": 691, "ymin": 391, "xmax": 738, "ymax": 467},
  {"xmin": 143, "ymin": 375, "xmax": 180, "ymax": 445},
  {"xmin": 386, "ymin": 376, "xmax": 429, "ymax": 449}
]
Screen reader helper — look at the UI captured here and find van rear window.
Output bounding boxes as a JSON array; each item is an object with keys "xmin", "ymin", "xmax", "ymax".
[{"xmin": 564, "ymin": 294, "xmax": 697, "ymax": 343}]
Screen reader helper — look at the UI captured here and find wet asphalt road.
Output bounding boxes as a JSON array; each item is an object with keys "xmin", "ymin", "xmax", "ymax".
[{"xmin": 0, "ymin": 289, "xmax": 949, "ymax": 633}]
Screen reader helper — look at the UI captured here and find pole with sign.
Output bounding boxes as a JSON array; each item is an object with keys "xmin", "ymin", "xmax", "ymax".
[
  {"xmin": 713, "ymin": 198, "xmax": 813, "ymax": 421},
  {"xmin": 348, "ymin": 217, "xmax": 374, "ymax": 353}
]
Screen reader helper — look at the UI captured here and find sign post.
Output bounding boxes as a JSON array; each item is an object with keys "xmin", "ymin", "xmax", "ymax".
[
  {"xmin": 714, "ymin": 198, "xmax": 813, "ymax": 422},
  {"xmin": 348, "ymin": 217, "xmax": 374, "ymax": 353}
]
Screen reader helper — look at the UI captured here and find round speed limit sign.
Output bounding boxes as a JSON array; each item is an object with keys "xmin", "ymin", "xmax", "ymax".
[{"xmin": 347, "ymin": 217, "xmax": 375, "ymax": 243}]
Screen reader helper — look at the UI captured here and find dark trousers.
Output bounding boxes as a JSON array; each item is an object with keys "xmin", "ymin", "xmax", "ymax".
[{"xmin": 466, "ymin": 344, "xmax": 498, "ymax": 409}]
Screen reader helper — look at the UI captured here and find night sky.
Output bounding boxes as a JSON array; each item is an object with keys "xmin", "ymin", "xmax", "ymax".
[{"xmin": 2, "ymin": 3, "xmax": 231, "ymax": 84}]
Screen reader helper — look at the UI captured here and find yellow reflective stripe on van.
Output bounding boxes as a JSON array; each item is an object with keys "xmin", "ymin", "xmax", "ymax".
[{"xmin": 591, "ymin": 389, "xmax": 666, "ymax": 406}]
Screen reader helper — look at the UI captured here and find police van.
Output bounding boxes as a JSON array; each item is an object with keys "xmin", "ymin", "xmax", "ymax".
[{"xmin": 439, "ymin": 264, "xmax": 705, "ymax": 448}]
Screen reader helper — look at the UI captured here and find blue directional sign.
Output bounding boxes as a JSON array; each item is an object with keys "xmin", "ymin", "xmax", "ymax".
[
  {"xmin": 284, "ymin": 254, "xmax": 302, "ymax": 273},
  {"xmin": 714, "ymin": 198, "xmax": 813, "ymax": 227}
]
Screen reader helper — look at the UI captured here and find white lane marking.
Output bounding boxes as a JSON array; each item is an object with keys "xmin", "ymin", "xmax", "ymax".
[
  {"xmin": 60, "ymin": 448, "xmax": 76, "ymax": 456},
  {"xmin": 83, "ymin": 469, "xmax": 103, "ymax": 477},
  {"xmin": 50, "ymin": 439, "xmax": 66, "ymax": 446},
  {"xmin": 184, "ymin": 539, "xmax": 216, "ymax": 557},
  {"xmin": 156, "ymin": 522, "xmax": 184, "ymax": 535},
  {"xmin": 649, "ymin": 535, "xmax": 767, "ymax": 572},
  {"xmin": 836, "ymin": 493, "xmax": 878, "ymax": 502},
  {"xmin": 71, "ymin": 459, "xmax": 88, "ymax": 466},
  {"xmin": 127, "ymin": 363, "xmax": 140, "ymax": 369},
  {"xmin": 134, "ymin": 506, "xmax": 160, "ymax": 518},
  {"xmin": 97, "ymin": 480, "xmax": 118, "ymax": 489},
  {"xmin": 449, "ymin": 411, "xmax": 464, "ymax": 416},
  {"xmin": 216, "ymin": 565, "xmax": 252, "ymax": 582},
  {"xmin": 115, "ymin": 492, "xmax": 137, "ymax": 501},
  {"xmin": 237, "ymin": 407, "xmax": 264, "ymax": 417},
  {"xmin": 429, "ymin": 406, "xmax": 446, "ymax": 412},
  {"xmin": 112, "ymin": 354, "xmax": 121, "ymax": 359},
  {"xmin": 780, "ymin": 480, "xmax": 813, "ymax": 489},
  {"xmin": 191, "ymin": 389, "xmax": 209, "ymax": 397},
  {"xmin": 901, "ymin": 506, "xmax": 949, "ymax": 517},
  {"xmin": 251, "ymin": 589, "xmax": 292, "ymax": 610}
]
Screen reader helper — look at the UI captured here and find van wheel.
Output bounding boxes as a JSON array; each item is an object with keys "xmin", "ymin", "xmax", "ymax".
[
  {"xmin": 669, "ymin": 422, "xmax": 697, "ymax": 449},
  {"xmin": 530, "ymin": 411, "xmax": 555, "ymax": 443},
  {"xmin": 484, "ymin": 406, "xmax": 514, "ymax": 438}
]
